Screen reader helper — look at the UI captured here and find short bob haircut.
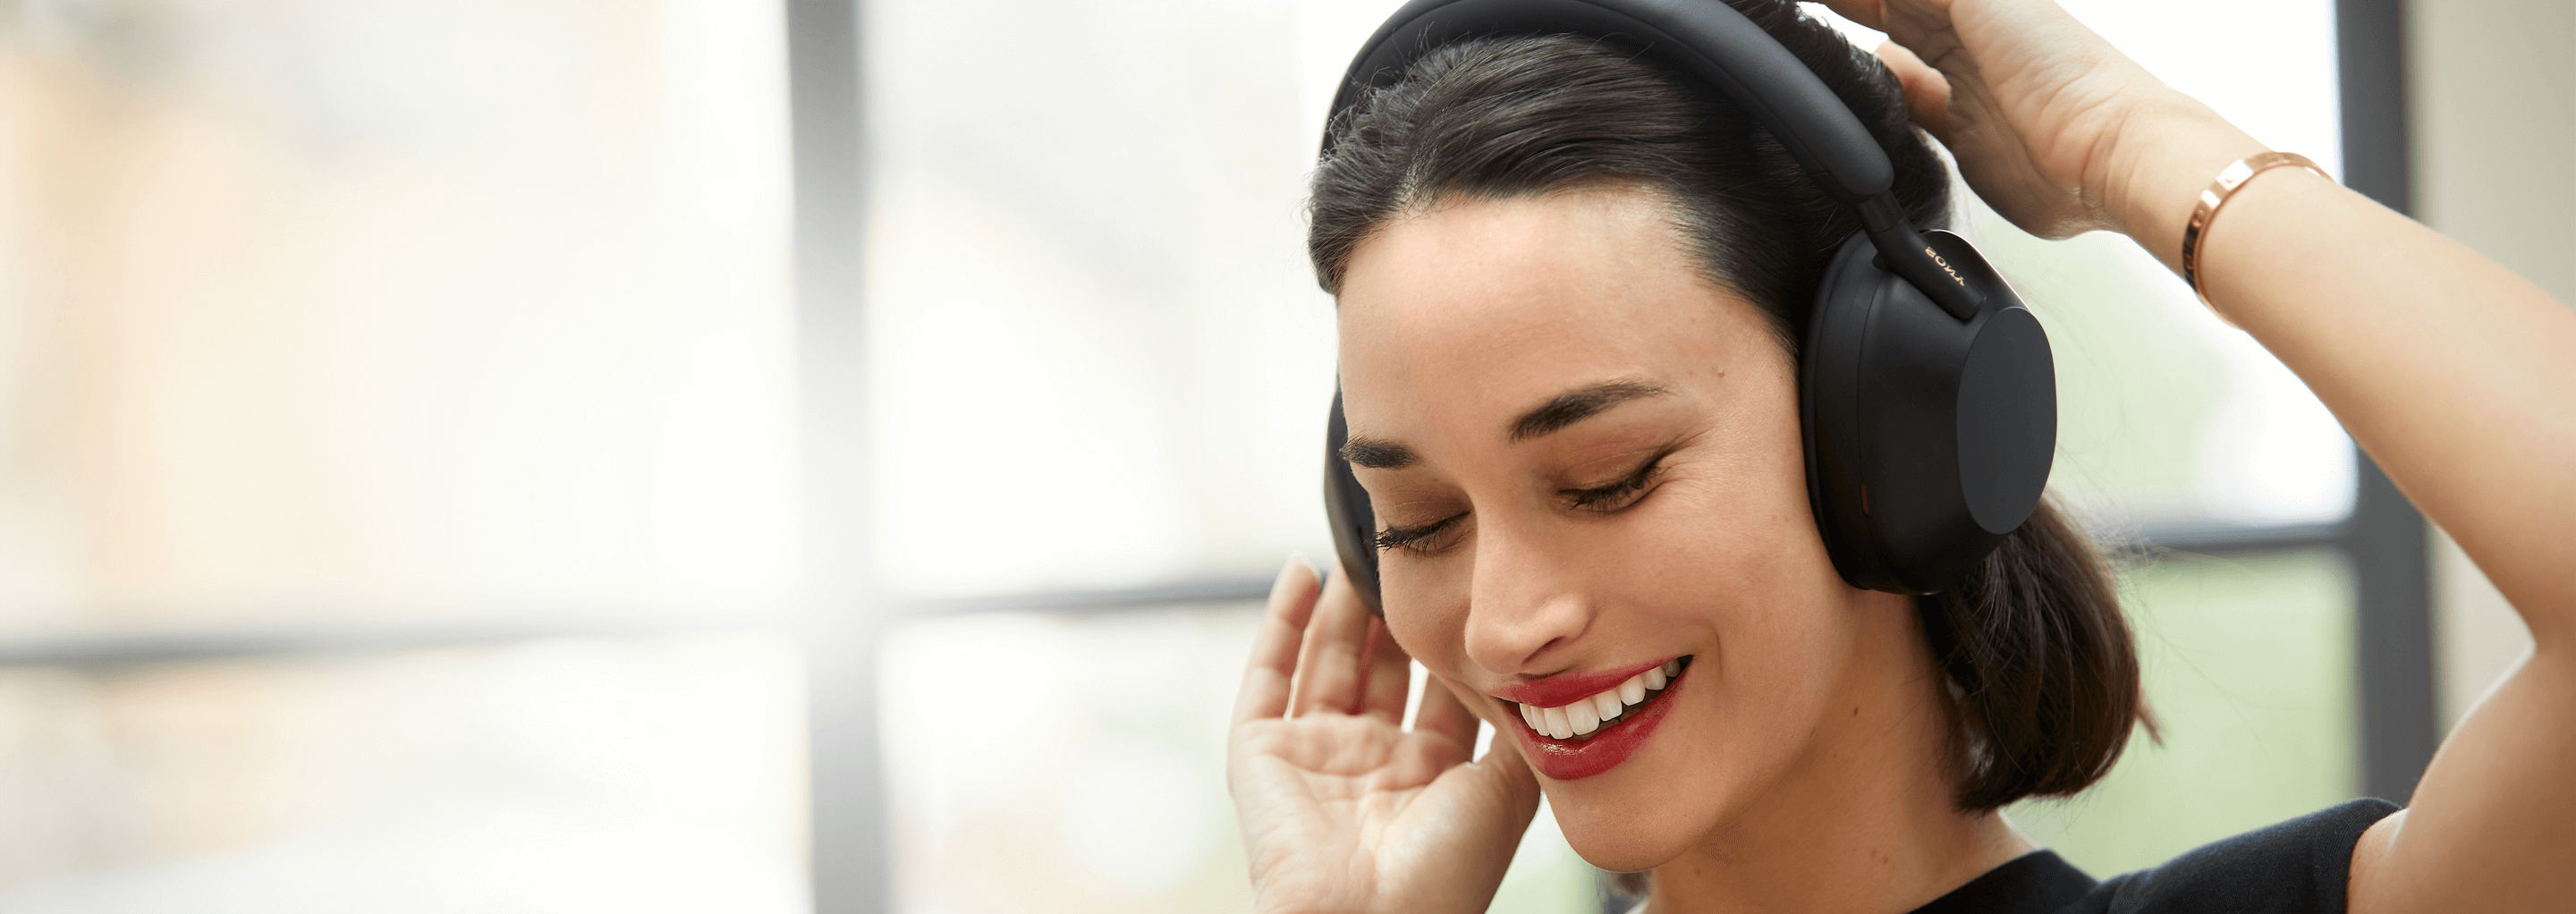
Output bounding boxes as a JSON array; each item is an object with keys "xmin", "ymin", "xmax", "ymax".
[{"xmin": 1307, "ymin": 0, "xmax": 2148, "ymax": 811}]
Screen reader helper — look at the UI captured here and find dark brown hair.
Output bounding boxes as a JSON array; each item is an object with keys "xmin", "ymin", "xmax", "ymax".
[{"xmin": 1309, "ymin": 0, "xmax": 2147, "ymax": 811}]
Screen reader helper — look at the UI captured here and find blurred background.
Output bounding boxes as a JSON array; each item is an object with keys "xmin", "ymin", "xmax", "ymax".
[{"xmin": 0, "ymin": 0, "xmax": 2562, "ymax": 911}]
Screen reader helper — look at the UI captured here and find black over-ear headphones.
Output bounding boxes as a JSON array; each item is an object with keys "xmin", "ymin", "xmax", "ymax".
[{"xmin": 1322, "ymin": 0, "xmax": 2057, "ymax": 610}]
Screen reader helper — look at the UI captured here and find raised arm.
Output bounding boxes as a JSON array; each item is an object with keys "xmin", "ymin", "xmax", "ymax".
[{"xmin": 1818, "ymin": 1, "xmax": 2576, "ymax": 910}]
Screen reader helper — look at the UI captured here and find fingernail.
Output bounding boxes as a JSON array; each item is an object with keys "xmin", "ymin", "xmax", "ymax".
[{"xmin": 1279, "ymin": 552, "xmax": 1315, "ymax": 583}]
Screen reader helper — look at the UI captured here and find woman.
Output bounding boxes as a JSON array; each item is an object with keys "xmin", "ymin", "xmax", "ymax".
[{"xmin": 1227, "ymin": 0, "xmax": 2573, "ymax": 912}]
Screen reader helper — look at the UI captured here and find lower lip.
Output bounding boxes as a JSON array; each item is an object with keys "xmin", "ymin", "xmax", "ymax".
[{"xmin": 1510, "ymin": 664, "xmax": 1688, "ymax": 781}]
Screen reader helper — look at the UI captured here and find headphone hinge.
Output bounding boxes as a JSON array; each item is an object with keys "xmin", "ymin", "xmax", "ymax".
[{"xmin": 1854, "ymin": 193, "xmax": 1905, "ymax": 233}]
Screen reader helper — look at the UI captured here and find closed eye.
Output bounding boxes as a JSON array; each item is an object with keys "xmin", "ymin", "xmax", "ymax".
[
  {"xmin": 1563, "ymin": 452, "xmax": 1667, "ymax": 511},
  {"xmin": 1375, "ymin": 513, "xmax": 1466, "ymax": 554}
]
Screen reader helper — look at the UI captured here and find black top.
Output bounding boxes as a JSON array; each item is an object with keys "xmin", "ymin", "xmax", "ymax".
[{"xmin": 1907, "ymin": 800, "xmax": 2402, "ymax": 914}]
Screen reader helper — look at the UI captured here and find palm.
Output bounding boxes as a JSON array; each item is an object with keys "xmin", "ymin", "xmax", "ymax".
[
  {"xmin": 1228, "ymin": 561, "xmax": 1539, "ymax": 914},
  {"xmin": 1235, "ymin": 715, "xmax": 1531, "ymax": 911}
]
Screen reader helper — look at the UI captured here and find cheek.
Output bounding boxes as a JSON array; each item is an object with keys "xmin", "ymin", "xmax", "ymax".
[
  {"xmin": 1629, "ymin": 475, "xmax": 1852, "ymax": 709},
  {"xmin": 1378, "ymin": 524, "xmax": 1481, "ymax": 667},
  {"xmin": 1617, "ymin": 402, "xmax": 1836, "ymax": 621},
  {"xmin": 1644, "ymin": 428, "xmax": 1858, "ymax": 737},
  {"xmin": 1540, "ymin": 397, "xmax": 1866, "ymax": 865},
  {"xmin": 1546, "ymin": 541, "xmax": 1860, "ymax": 870},
  {"xmin": 1383, "ymin": 594, "xmax": 1469, "ymax": 687}
]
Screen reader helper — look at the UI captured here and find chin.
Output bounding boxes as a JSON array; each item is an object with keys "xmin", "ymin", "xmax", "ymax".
[
  {"xmin": 1528, "ymin": 666, "xmax": 1809, "ymax": 876},
  {"xmin": 1529, "ymin": 715, "xmax": 1741, "ymax": 874},
  {"xmin": 1542, "ymin": 773, "xmax": 1710, "ymax": 874}
]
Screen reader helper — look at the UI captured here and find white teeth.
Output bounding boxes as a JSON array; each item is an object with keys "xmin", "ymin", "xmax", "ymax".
[
  {"xmin": 1519, "ymin": 660, "xmax": 1690, "ymax": 740},
  {"xmin": 1541, "ymin": 705, "xmax": 1572, "ymax": 740},
  {"xmin": 1664, "ymin": 660, "xmax": 1682, "ymax": 677},
  {"xmin": 1568, "ymin": 700, "xmax": 1599, "ymax": 736}
]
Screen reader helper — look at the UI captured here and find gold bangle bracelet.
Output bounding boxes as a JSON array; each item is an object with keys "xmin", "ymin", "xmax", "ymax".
[{"xmin": 2180, "ymin": 151, "xmax": 2331, "ymax": 320}]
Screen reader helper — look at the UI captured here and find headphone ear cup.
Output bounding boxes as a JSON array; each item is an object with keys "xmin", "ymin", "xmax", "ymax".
[
  {"xmin": 1801, "ymin": 231, "xmax": 2056, "ymax": 595},
  {"xmin": 1324, "ymin": 389, "xmax": 1385, "ymax": 614}
]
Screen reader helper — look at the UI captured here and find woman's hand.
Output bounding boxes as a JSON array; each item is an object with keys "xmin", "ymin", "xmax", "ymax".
[
  {"xmin": 1228, "ymin": 556, "xmax": 1541, "ymax": 914},
  {"xmin": 1821, "ymin": 0, "xmax": 2264, "ymax": 260},
  {"xmin": 1839, "ymin": 4, "xmax": 2576, "ymax": 910}
]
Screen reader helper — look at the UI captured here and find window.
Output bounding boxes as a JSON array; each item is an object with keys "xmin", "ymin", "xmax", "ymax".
[
  {"xmin": 0, "ymin": 0, "xmax": 806, "ymax": 908},
  {"xmin": 0, "ymin": 0, "xmax": 2428, "ymax": 910}
]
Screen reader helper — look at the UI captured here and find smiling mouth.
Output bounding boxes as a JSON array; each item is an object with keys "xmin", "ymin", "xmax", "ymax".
[{"xmin": 1513, "ymin": 656, "xmax": 1691, "ymax": 741}]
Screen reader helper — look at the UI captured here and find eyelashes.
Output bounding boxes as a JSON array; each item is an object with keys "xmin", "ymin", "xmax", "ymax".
[
  {"xmin": 1373, "ymin": 517, "xmax": 1458, "ymax": 554},
  {"xmin": 1373, "ymin": 451, "xmax": 1672, "ymax": 555},
  {"xmin": 1565, "ymin": 452, "xmax": 1667, "ymax": 511}
]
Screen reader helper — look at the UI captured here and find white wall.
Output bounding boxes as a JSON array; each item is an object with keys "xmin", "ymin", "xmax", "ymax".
[{"xmin": 2406, "ymin": 0, "xmax": 2573, "ymax": 731}]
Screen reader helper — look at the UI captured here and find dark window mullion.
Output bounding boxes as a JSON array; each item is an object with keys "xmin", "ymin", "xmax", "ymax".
[{"xmin": 2335, "ymin": 0, "xmax": 2437, "ymax": 805}]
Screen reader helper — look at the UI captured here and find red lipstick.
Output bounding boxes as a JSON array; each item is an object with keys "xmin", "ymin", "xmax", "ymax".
[
  {"xmin": 1492, "ymin": 657, "xmax": 1675, "ymax": 709},
  {"xmin": 1498, "ymin": 656, "xmax": 1690, "ymax": 781}
]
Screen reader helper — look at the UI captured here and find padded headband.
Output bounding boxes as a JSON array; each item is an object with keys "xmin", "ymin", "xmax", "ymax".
[
  {"xmin": 1327, "ymin": 0, "xmax": 1890, "ymax": 199},
  {"xmin": 1322, "ymin": 0, "xmax": 1983, "ymax": 319}
]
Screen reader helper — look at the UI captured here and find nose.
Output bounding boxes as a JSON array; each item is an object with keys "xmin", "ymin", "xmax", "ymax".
[{"xmin": 1461, "ymin": 519, "xmax": 1596, "ymax": 677}]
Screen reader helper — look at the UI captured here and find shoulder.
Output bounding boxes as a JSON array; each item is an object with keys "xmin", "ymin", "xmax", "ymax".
[{"xmin": 2063, "ymin": 800, "xmax": 2403, "ymax": 914}]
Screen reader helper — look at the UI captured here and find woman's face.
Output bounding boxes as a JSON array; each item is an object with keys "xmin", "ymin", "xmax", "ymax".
[{"xmin": 1336, "ymin": 186, "xmax": 1907, "ymax": 870}]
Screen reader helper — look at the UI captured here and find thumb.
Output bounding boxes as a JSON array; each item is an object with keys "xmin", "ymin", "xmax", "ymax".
[
  {"xmin": 1876, "ymin": 40, "xmax": 1956, "ymax": 147},
  {"xmin": 1470, "ymin": 741, "xmax": 1543, "ymax": 826}
]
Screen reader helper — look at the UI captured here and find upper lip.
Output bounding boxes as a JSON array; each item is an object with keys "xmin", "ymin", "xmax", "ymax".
[{"xmin": 1490, "ymin": 656, "xmax": 1677, "ymax": 709}]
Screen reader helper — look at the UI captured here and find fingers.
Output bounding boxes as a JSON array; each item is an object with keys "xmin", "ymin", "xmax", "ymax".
[
  {"xmin": 1251, "ymin": 554, "xmax": 1472, "ymax": 742},
  {"xmin": 1473, "ymin": 736, "xmax": 1544, "ymax": 824},
  {"xmin": 1876, "ymin": 40, "xmax": 1956, "ymax": 147},
  {"xmin": 1290, "ymin": 555, "xmax": 1376, "ymax": 716},
  {"xmin": 1232, "ymin": 554, "xmax": 1322, "ymax": 724},
  {"xmin": 1358, "ymin": 617, "xmax": 1413, "ymax": 724},
  {"xmin": 1414, "ymin": 676, "xmax": 1486, "ymax": 757},
  {"xmin": 1811, "ymin": 0, "xmax": 1886, "ymax": 31}
]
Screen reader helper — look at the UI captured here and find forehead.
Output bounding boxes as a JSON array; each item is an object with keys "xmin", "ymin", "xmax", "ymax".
[{"xmin": 1334, "ymin": 188, "xmax": 1772, "ymax": 442}]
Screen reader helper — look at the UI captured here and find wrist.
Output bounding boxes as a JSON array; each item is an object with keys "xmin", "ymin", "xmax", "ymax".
[{"xmin": 2097, "ymin": 94, "xmax": 2267, "ymax": 270}]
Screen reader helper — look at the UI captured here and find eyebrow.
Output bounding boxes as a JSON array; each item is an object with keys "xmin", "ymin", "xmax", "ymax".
[
  {"xmin": 1340, "ymin": 436, "xmax": 1418, "ymax": 470},
  {"xmin": 1507, "ymin": 380, "xmax": 1668, "ymax": 443},
  {"xmin": 1338, "ymin": 379, "xmax": 1670, "ymax": 470}
]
